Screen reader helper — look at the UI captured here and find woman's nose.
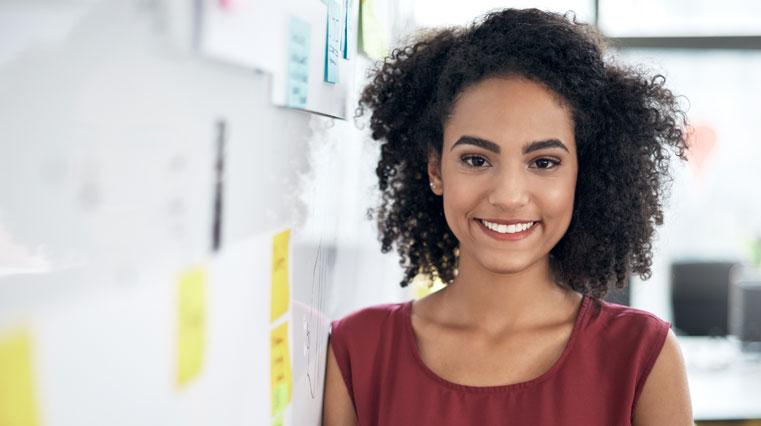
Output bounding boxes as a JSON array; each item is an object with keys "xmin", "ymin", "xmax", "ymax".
[{"xmin": 486, "ymin": 166, "xmax": 530, "ymax": 209}]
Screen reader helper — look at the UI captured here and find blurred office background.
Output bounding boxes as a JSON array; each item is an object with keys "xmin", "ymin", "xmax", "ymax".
[
  {"xmin": 1, "ymin": 0, "xmax": 760, "ymax": 425},
  {"xmin": 411, "ymin": 2, "xmax": 761, "ymax": 423}
]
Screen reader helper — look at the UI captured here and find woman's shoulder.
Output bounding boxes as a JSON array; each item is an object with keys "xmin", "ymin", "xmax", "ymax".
[
  {"xmin": 590, "ymin": 299, "xmax": 670, "ymax": 329},
  {"xmin": 582, "ymin": 298, "xmax": 672, "ymax": 361},
  {"xmin": 331, "ymin": 300, "xmax": 411, "ymax": 337},
  {"xmin": 328, "ymin": 301, "xmax": 412, "ymax": 383}
]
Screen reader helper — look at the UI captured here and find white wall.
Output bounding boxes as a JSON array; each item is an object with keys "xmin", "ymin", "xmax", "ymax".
[{"xmin": 0, "ymin": 1, "xmax": 406, "ymax": 425}]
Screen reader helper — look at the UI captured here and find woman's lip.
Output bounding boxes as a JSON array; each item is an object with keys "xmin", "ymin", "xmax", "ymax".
[
  {"xmin": 475, "ymin": 219, "xmax": 539, "ymax": 241},
  {"xmin": 477, "ymin": 218, "xmax": 538, "ymax": 225}
]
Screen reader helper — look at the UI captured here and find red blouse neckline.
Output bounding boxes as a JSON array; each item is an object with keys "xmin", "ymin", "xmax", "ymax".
[{"xmin": 402, "ymin": 294, "xmax": 591, "ymax": 393}]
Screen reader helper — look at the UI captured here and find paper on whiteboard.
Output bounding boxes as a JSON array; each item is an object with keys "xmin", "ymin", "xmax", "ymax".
[{"xmin": 199, "ymin": 0, "xmax": 357, "ymax": 119}]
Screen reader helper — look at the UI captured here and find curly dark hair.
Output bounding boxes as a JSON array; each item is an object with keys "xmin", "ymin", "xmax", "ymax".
[{"xmin": 357, "ymin": 8, "xmax": 688, "ymax": 298}]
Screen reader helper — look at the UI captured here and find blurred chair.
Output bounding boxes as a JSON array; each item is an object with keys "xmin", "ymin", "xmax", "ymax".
[{"xmin": 671, "ymin": 262, "xmax": 737, "ymax": 336}]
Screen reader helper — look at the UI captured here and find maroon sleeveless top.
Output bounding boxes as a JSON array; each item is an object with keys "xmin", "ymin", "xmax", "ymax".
[{"xmin": 329, "ymin": 296, "xmax": 671, "ymax": 426}]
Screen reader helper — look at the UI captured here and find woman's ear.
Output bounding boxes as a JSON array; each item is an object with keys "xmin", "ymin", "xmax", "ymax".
[{"xmin": 427, "ymin": 151, "xmax": 443, "ymax": 196}]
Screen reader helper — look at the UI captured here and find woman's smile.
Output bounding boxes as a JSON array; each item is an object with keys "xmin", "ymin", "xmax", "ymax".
[{"xmin": 475, "ymin": 218, "xmax": 540, "ymax": 241}]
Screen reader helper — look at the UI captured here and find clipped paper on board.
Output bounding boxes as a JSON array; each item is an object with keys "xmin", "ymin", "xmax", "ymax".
[{"xmin": 325, "ymin": 0, "xmax": 342, "ymax": 83}]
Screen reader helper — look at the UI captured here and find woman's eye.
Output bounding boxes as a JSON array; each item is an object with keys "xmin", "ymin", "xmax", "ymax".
[
  {"xmin": 462, "ymin": 155, "xmax": 488, "ymax": 167},
  {"xmin": 532, "ymin": 158, "xmax": 560, "ymax": 169}
]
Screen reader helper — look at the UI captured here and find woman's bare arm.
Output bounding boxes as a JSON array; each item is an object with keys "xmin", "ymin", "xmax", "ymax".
[
  {"xmin": 632, "ymin": 329, "xmax": 693, "ymax": 425},
  {"xmin": 322, "ymin": 343, "xmax": 358, "ymax": 426}
]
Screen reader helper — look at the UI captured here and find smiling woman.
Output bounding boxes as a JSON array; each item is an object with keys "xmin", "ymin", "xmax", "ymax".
[
  {"xmin": 431, "ymin": 77, "xmax": 578, "ymax": 279},
  {"xmin": 323, "ymin": 8, "xmax": 693, "ymax": 426}
]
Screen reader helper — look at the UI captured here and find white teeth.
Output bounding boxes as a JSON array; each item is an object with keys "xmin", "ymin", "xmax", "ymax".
[{"xmin": 480, "ymin": 220, "xmax": 535, "ymax": 234}]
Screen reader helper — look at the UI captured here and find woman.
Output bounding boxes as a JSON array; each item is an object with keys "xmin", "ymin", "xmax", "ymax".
[{"xmin": 323, "ymin": 8, "xmax": 692, "ymax": 425}]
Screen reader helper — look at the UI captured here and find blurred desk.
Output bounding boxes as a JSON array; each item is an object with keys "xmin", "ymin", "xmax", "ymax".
[{"xmin": 679, "ymin": 336, "xmax": 761, "ymax": 421}]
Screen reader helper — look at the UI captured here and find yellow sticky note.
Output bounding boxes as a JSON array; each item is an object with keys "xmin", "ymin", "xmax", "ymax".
[
  {"xmin": 270, "ymin": 322, "xmax": 292, "ymax": 417},
  {"xmin": 272, "ymin": 381, "xmax": 289, "ymax": 415},
  {"xmin": 271, "ymin": 230, "xmax": 291, "ymax": 322},
  {"xmin": 359, "ymin": 0, "xmax": 389, "ymax": 60},
  {"xmin": 272, "ymin": 412, "xmax": 284, "ymax": 426},
  {"xmin": 0, "ymin": 329, "xmax": 39, "ymax": 426},
  {"xmin": 176, "ymin": 266, "xmax": 206, "ymax": 388}
]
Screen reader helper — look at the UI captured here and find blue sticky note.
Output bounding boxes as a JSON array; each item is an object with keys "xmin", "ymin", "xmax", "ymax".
[
  {"xmin": 286, "ymin": 17, "xmax": 310, "ymax": 109},
  {"xmin": 324, "ymin": 0, "xmax": 341, "ymax": 83},
  {"xmin": 342, "ymin": 0, "xmax": 350, "ymax": 59}
]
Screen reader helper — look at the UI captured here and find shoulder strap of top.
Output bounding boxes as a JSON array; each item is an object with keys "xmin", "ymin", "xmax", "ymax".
[
  {"xmin": 329, "ymin": 302, "xmax": 408, "ymax": 408},
  {"xmin": 587, "ymin": 300, "xmax": 671, "ymax": 411},
  {"xmin": 632, "ymin": 314, "xmax": 671, "ymax": 409}
]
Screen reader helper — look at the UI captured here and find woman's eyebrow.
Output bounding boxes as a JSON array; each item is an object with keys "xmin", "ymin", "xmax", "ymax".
[
  {"xmin": 451, "ymin": 136, "xmax": 569, "ymax": 154},
  {"xmin": 451, "ymin": 136, "xmax": 500, "ymax": 153},
  {"xmin": 522, "ymin": 139, "xmax": 569, "ymax": 154}
]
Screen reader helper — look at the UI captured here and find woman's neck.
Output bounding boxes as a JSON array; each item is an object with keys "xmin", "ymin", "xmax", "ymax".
[{"xmin": 431, "ymin": 253, "xmax": 580, "ymax": 335}]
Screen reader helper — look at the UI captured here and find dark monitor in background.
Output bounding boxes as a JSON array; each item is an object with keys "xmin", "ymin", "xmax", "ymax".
[
  {"xmin": 737, "ymin": 282, "xmax": 761, "ymax": 352},
  {"xmin": 671, "ymin": 262, "xmax": 737, "ymax": 336},
  {"xmin": 729, "ymin": 265, "xmax": 761, "ymax": 352}
]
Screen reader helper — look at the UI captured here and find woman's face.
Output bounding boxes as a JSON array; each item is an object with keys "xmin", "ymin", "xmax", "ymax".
[{"xmin": 429, "ymin": 76, "xmax": 578, "ymax": 277}]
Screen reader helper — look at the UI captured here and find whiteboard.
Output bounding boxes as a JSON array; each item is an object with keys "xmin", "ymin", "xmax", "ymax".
[{"xmin": 0, "ymin": 0, "xmax": 407, "ymax": 425}]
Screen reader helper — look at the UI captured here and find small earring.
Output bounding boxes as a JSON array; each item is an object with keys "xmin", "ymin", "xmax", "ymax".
[{"xmin": 429, "ymin": 182, "xmax": 437, "ymax": 189}]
